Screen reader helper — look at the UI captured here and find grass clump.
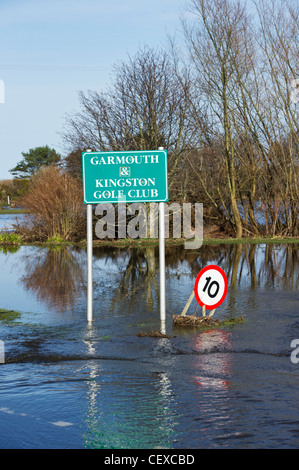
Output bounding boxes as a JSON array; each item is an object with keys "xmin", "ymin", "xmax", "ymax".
[
  {"xmin": 173, "ymin": 314, "xmax": 245, "ymax": 328},
  {"xmin": 0, "ymin": 208, "xmax": 25, "ymax": 214},
  {"xmin": 0, "ymin": 308, "xmax": 21, "ymax": 323},
  {"xmin": 46, "ymin": 234, "xmax": 65, "ymax": 244},
  {"xmin": 0, "ymin": 232, "xmax": 22, "ymax": 245}
]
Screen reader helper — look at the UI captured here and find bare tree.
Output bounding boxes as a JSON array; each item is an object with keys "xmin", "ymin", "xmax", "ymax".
[
  {"xmin": 254, "ymin": 0, "xmax": 299, "ymax": 236},
  {"xmin": 63, "ymin": 46, "xmax": 191, "ymax": 194},
  {"xmin": 182, "ymin": 0, "xmax": 252, "ymax": 237},
  {"xmin": 183, "ymin": 0, "xmax": 299, "ymax": 237}
]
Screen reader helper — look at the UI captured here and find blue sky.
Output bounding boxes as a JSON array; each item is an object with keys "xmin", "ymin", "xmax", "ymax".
[{"xmin": 0, "ymin": 0, "xmax": 186, "ymax": 179}]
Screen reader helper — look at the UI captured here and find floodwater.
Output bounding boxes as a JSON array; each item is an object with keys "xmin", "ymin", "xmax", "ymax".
[
  {"xmin": 0, "ymin": 236, "xmax": 298, "ymax": 448},
  {"xmin": 0, "ymin": 212, "xmax": 26, "ymax": 232}
]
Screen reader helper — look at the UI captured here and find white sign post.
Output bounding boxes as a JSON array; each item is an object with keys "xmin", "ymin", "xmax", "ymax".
[
  {"xmin": 87, "ymin": 203, "xmax": 93, "ymax": 322},
  {"xmin": 158, "ymin": 147, "xmax": 166, "ymax": 333},
  {"xmin": 86, "ymin": 149, "xmax": 93, "ymax": 322}
]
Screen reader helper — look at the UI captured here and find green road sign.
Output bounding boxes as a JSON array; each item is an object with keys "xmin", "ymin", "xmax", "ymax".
[{"xmin": 82, "ymin": 150, "xmax": 168, "ymax": 204}]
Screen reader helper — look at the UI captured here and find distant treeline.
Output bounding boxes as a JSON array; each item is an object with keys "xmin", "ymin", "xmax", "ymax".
[{"xmin": 0, "ymin": 179, "xmax": 28, "ymax": 204}]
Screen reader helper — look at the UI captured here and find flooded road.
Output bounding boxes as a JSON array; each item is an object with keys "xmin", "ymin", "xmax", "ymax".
[{"xmin": 0, "ymin": 242, "xmax": 298, "ymax": 448}]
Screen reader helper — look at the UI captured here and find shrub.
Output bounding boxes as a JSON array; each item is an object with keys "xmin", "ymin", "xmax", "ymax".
[
  {"xmin": 46, "ymin": 234, "xmax": 65, "ymax": 244},
  {"xmin": 0, "ymin": 232, "xmax": 22, "ymax": 244},
  {"xmin": 18, "ymin": 165, "xmax": 86, "ymax": 241}
]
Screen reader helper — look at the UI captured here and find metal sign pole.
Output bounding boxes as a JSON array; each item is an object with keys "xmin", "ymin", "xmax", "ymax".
[
  {"xmin": 86, "ymin": 150, "xmax": 93, "ymax": 322},
  {"xmin": 158, "ymin": 147, "xmax": 166, "ymax": 333},
  {"xmin": 87, "ymin": 203, "xmax": 93, "ymax": 322}
]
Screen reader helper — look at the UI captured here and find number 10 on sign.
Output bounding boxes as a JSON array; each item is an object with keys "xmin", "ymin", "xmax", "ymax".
[{"xmin": 194, "ymin": 265, "xmax": 228, "ymax": 310}]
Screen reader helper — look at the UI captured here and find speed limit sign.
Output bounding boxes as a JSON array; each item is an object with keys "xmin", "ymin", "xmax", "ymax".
[{"xmin": 194, "ymin": 265, "xmax": 228, "ymax": 310}]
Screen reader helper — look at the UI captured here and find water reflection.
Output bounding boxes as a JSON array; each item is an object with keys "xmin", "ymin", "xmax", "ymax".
[
  {"xmin": 107, "ymin": 243, "xmax": 299, "ymax": 303},
  {"xmin": 20, "ymin": 247, "xmax": 84, "ymax": 311},
  {"xmin": 110, "ymin": 246, "xmax": 159, "ymax": 311},
  {"xmin": 82, "ymin": 332, "xmax": 176, "ymax": 449},
  {"xmin": 0, "ymin": 245, "xmax": 20, "ymax": 255},
  {"xmin": 182, "ymin": 243, "xmax": 298, "ymax": 291},
  {"xmin": 191, "ymin": 329, "xmax": 232, "ymax": 388},
  {"xmin": 83, "ymin": 368, "xmax": 176, "ymax": 448},
  {"xmin": 1, "ymin": 242, "xmax": 298, "ymax": 448},
  {"xmin": 13, "ymin": 242, "xmax": 299, "ymax": 314}
]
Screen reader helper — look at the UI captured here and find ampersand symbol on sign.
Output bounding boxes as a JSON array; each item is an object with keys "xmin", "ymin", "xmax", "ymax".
[{"xmin": 120, "ymin": 167, "xmax": 130, "ymax": 177}]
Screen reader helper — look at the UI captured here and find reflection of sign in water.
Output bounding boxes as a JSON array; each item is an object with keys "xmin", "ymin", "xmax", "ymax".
[
  {"xmin": 192, "ymin": 330, "xmax": 232, "ymax": 391},
  {"xmin": 82, "ymin": 150, "xmax": 168, "ymax": 204},
  {"xmin": 0, "ymin": 340, "xmax": 4, "ymax": 363},
  {"xmin": 194, "ymin": 265, "xmax": 228, "ymax": 310}
]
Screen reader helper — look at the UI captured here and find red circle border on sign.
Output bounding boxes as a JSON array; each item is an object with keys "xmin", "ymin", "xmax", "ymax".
[{"xmin": 194, "ymin": 264, "xmax": 228, "ymax": 310}]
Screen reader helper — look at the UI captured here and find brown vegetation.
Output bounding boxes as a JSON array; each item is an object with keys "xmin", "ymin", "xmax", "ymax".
[
  {"xmin": 16, "ymin": 165, "xmax": 85, "ymax": 241},
  {"xmin": 172, "ymin": 314, "xmax": 244, "ymax": 327},
  {"xmin": 137, "ymin": 331, "xmax": 173, "ymax": 338}
]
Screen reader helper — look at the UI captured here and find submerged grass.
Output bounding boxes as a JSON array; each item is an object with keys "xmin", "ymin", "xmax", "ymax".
[
  {"xmin": 172, "ymin": 314, "xmax": 245, "ymax": 329},
  {"xmin": 136, "ymin": 316, "xmax": 245, "ymax": 338},
  {"xmin": 32, "ymin": 236, "xmax": 296, "ymax": 249},
  {"xmin": 0, "ymin": 226, "xmax": 298, "ymax": 248},
  {"xmin": 0, "ymin": 208, "xmax": 26, "ymax": 215},
  {"xmin": 202, "ymin": 237, "xmax": 299, "ymax": 246},
  {"xmin": 88, "ymin": 236, "xmax": 299, "ymax": 247},
  {"xmin": 0, "ymin": 308, "xmax": 22, "ymax": 323}
]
